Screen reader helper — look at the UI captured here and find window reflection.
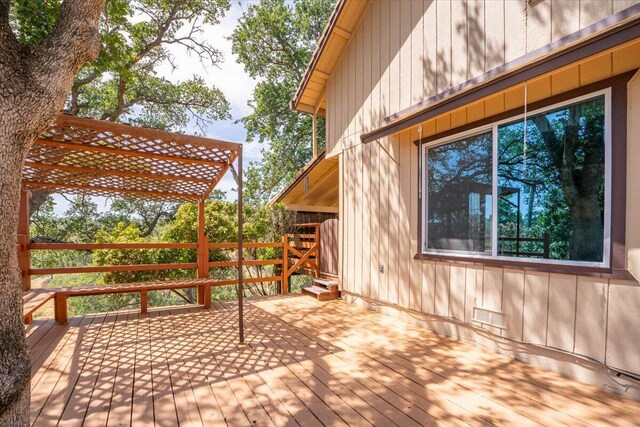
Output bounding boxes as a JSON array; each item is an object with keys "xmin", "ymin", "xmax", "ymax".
[
  {"xmin": 427, "ymin": 131, "xmax": 493, "ymax": 254},
  {"xmin": 497, "ymin": 95, "xmax": 606, "ymax": 262}
]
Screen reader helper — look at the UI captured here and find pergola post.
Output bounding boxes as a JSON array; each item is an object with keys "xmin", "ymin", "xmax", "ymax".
[
  {"xmin": 237, "ymin": 145, "xmax": 244, "ymax": 344},
  {"xmin": 197, "ymin": 199, "xmax": 209, "ymax": 306}
]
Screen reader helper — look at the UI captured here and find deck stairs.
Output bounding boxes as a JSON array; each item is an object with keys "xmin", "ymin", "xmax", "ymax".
[{"xmin": 301, "ymin": 277, "xmax": 341, "ymax": 301}]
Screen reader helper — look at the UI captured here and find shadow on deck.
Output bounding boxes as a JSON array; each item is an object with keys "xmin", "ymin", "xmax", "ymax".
[{"xmin": 28, "ymin": 294, "xmax": 640, "ymax": 426}]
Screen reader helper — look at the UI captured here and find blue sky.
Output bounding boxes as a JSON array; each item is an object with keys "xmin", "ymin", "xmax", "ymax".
[{"xmin": 52, "ymin": 1, "xmax": 263, "ymax": 214}]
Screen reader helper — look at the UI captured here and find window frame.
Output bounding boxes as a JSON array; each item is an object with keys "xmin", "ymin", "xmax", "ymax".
[{"xmin": 420, "ymin": 88, "xmax": 613, "ymax": 269}]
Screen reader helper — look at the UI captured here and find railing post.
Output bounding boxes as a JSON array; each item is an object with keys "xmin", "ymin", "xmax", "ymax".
[
  {"xmin": 18, "ymin": 189, "xmax": 31, "ymax": 292},
  {"xmin": 54, "ymin": 294, "xmax": 68, "ymax": 324},
  {"xmin": 281, "ymin": 235, "xmax": 289, "ymax": 294},
  {"xmin": 140, "ymin": 290, "xmax": 148, "ymax": 314}
]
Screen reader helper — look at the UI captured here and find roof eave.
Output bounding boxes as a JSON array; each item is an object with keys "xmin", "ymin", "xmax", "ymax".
[{"xmin": 290, "ymin": 0, "xmax": 347, "ymax": 114}]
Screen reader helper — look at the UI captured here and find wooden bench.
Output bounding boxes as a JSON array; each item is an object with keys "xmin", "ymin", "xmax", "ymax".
[
  {"xmin": 23, "ymin": 289, "xmax": 56, "ymax": 324},
  {"xmin": 25, "ymin": 278, "xmax": 219, "ymax": 325}
]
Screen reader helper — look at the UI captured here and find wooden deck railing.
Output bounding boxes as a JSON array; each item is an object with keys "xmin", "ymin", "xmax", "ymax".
[
  {"xmin": 281, "ymin": 223, "xmax": 321, "ymax": 292},
  {"xmin": 22, "ymin": 223, "xmax": 321, "ymax": 297}
]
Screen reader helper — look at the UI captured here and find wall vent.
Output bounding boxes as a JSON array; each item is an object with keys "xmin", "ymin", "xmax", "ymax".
[{"xmin": 473, "ymin": 307, "xmax": 507, "ymax": 329}]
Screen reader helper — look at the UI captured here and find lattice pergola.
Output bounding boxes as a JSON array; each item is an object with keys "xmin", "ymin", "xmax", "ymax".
[
  {"xmin": 19, "ymin": 113, "xmax": 247, "ymax": 342},
  {"xmin": 22, "ymin": 114, "xmax": 242, "ymax": 202}
]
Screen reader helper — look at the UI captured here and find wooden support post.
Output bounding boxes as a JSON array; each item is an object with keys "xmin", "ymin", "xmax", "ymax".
[
  {"xmin": 140, "ymin": 290, "xmax": 148, "ymax": 314},
  {"xmin": 197, "ymin": 200, "xmax": 208, "ymax": 279},
  {"xmin": 197, "ymin": 285, "xmax": 205, "ymax": 306},
  {"xmin": 312, "ymin": 114, "xmax": 318, "ymax": 159},
  {"xmin": 197, "ymin": 199, "xmax": 209, "ymax": 305},
  {"xmin": 24, "ymin": 314, "xmax": 33, "ymax": 325},
  {"xmin": 237, "ymin": 145, "xmax": 244, "ymax": 344},
  {"xmin": 54, "ymin": 294, "xmax": 68, "ymax": 324},
  {"xmin": 282, "ymin": 235, "xmax": 289, "ymax": 294},
  {"xmin": 203, "ymin": 284, "xmax": 212, "ymax": 309},
  {"xmin": 18, "ymin": 189, "xmax": 31, "ymax": 292}
]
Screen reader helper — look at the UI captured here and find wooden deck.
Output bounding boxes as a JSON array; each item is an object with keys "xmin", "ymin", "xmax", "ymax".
[{"xmin": 28, "ymin": 295, "xmax": 640, "ymax": 426}]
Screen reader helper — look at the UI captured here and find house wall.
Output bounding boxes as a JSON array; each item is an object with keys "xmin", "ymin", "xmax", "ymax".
[
  {"xmin": 329, "ymin": 0, "xmax": 640, "ymax": 398},
  {"xmin": 326, "ymin": 0, "xmax": 640, "ymax": 156}
]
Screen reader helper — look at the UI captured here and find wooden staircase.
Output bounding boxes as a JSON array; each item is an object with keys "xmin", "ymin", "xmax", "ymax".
[{"xmin": 301, "ymin": 278, "xmax": 341, "ymax": 301}]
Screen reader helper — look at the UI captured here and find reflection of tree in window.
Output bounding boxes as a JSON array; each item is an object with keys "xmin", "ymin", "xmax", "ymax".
[
  {"xmin": 498, "ymin": 96, "xmax": 605, "ymax": 262},
  {"xmin": 427, "ymin": 132, "xmax": 492, "ymax": 253}
]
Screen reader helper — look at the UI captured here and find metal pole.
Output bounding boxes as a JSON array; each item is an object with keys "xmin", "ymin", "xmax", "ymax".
[{"xmin": 237, "ymin": 145, "xmax": 244, "ymax": 344}]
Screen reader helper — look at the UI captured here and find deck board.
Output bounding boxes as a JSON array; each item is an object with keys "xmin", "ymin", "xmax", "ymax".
[{"xmin": 28, "ymin": 295, "xmax": 640, "ymax": 426}]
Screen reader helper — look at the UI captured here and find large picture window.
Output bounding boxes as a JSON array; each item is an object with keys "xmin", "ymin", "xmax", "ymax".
[{"xmin": 422, "ymin": 90, "xmax": 611, "ymax": 267}]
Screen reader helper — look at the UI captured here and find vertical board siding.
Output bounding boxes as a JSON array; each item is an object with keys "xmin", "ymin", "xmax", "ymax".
[
  {"xmin": 379, "ymin": 0, "xmax": 391, "ymax": 132},
  {"xmin": 399, "ymin": 0, "xmax": 413, "ymax": 111},
  {"xmin": 504, "ymin": 0, "xmax": 527, "ymax": 63},
  {"xmin": 354, "ymin": 144, "xmax": 363, "ymax": 296},
  {"xmin": 606, "ymin": 282, "xmax": 640, "ymax": 374},
  {"xmin": 398, "ymin": 131, "xmax": 411, "ymax": 309},
  {"xmin": 389, "ymin": 1, "xmax": 401, "ymax": 117},
  {"xmin": 451, "ymin": 0, "xmax": 468, "ymax": 87},
  {"xmin": 484, "ymin": 0, "xmax": 505, "ymax": 72},
  {"xmin": 482, "ymin": 267, "xmax": 503, "ymax": 313},
  {"xmin": 388, "ymin": 136, "xmax": 400, "ymax": 305},
  {"xmin": 361, "ymin": 144, "xmax": 371, "ymax": 298},
  {"xmin": 526, "ymin": 0, "xmax": 551, "ymax": 52},
  {"xmin": 546, "ymin": 274, "xmax": 577, "ymax": 352},
  {"xmin": 436, "ymin": 0, "xmax": 452, "ymax": 93},
  {"xmin": 449, "ymin": 264, "xmax": 466, "ymax": 321},
  {"xmin": 580, "ymin": 0, "xmax": 613, "ymax": 28},
  {"xmin": 424, "ymin": 0, "xmax": 438, "ymax": 98},
  {"xmin": 362, "ymin": 4, "xmax": 372, "ymax": 135},
  {"xmin": 327, "ymin": 0, "xmax": 640, "ymax": 378},
  {"xmin": 574, "ymin": 278, "xmax": 609, "ymax": 363},
  {"xmin": 434, "ymin": 262, "xmax": 450, "ymax": 317},
  {"xmin": 522, "ymin": 272, "xmax": 550, "ymax": 346},
  {"xmin": 411, "ymin": 0, "xmax": 426, "ymax": 104},
  {"xmin": 467, "ymin": 0, "xmax": 486, "ymax": 78},
  {"xmin": 502, "ymin": 269, "xmax": 525, "ymax": 341},
  {"xmin": 551, "ymin": 0, "xmax": 580, "ymax": 42},
  {"xmin": 370, "ymin": 142, "xmax": 380, "ymax": 301},
  {"xmin": 330, "ymin": 0, "xmax": 638, "ymax": 146},
  {"xmin": 421, "ymin": 260, "xmax": 436, "ymax": 314},
  {"xmin": 409, "ymin": 128, "xmax": 421, "ymax": 312}
]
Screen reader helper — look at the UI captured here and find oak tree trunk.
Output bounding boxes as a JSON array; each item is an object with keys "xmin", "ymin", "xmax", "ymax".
[{"xmin": 0, "ymin": 1, "xmax": 104, "ymax": 424}]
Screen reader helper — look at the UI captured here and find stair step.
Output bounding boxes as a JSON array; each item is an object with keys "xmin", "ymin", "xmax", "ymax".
[
  {"xmin": 301, "ymin": 285, "xmax": 340, "ymax": 301},
  {"xmin": 312, "ymin": 278, "xmax": 339, "ymax": 292}
]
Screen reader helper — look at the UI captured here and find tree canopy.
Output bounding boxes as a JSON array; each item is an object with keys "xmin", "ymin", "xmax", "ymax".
[
  {"xmin": 231, "ymin": 0, "xmax": 334, "ymax": 206},
  {"xmin": 18, "ymin": 0, "xmax": 235, "ymax": 228}
]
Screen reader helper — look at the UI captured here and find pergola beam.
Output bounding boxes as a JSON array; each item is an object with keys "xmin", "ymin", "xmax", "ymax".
[
  {"xmin": 25, "ymin": 161, "xmax": 213, "ymax": 184},
  {"xmin": 57, "ymin": 114, "xmax": 242, "ymax": 153},
  {"xmin": 34, "ymin": 138, "xmax": 226, "ymax": 168},
  {"xmin": 202, "ymin": 150, "xmax": 239, "ymax": 200},
  {"xmin": 23, "ymin": 180, "xmax": 200, "ymax": 200}
]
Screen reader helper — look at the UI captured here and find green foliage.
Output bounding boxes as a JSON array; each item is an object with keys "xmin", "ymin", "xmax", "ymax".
[
  {"xmin": 65, "ymin": 0, "xmax": 232, "ymax": 132},
  {"xmin": 101, "ymin": 198, "xmax": 178, "ymax": 239},
  {"xmin": 231, "ymin": 0, "xmax": 334, "ymax": 205},
  {"xmin": 31, "ymin": 196, "xmax": 101, "ymax": 243},
  {"xmin": 91, "ymin": 201, "xmax": 294, "ymax": 295},
  {"xmin": 9, "ymin": 0, "xmax": 60, "ymax": 45}
]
